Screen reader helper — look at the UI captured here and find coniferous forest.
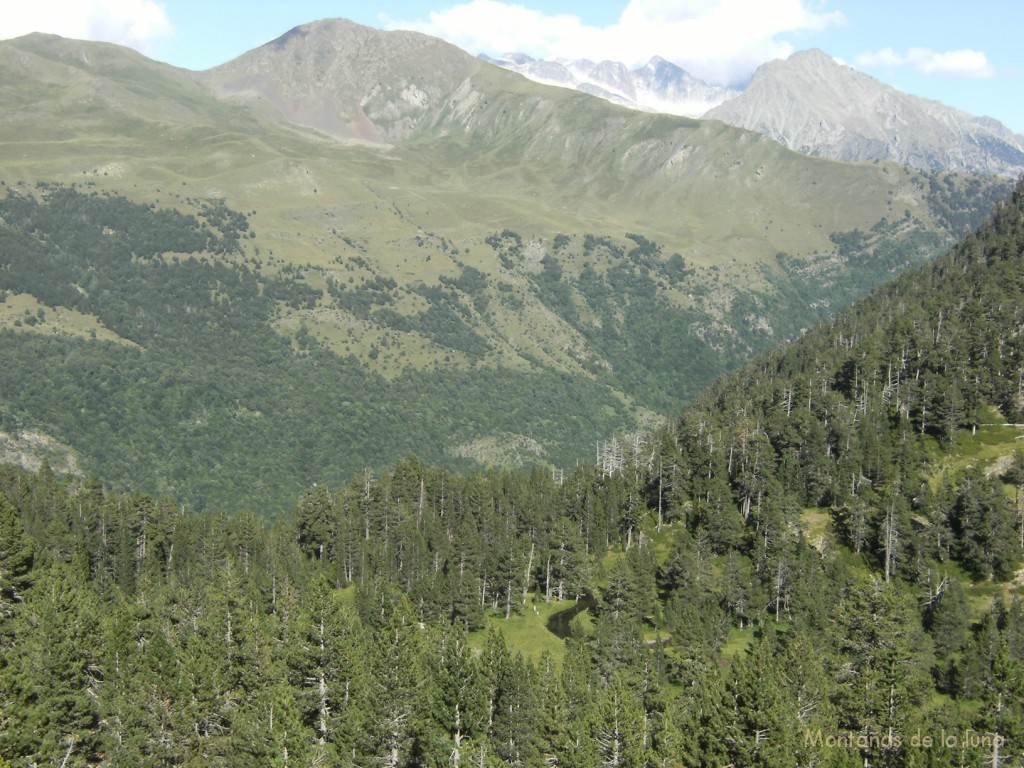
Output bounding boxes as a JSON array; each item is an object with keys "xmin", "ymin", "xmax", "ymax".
[{"xmin": 2, "ymin": 181, "xmax": 1024, "ymax": 766}]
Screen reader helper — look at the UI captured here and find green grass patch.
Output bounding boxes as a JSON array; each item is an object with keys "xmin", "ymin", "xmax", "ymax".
[
  {"xmin": 468, "ymin": 596, "xmax": 576, "ymax": 667},
  {"xmin": 800, "ymin": 507, "xmax": 832, "ymax": 545},
  {"xmin": 0, "ymin": 292, "xmax": 136, "ymax": 346},
  {"xmin": 928, "ymin": 407, "xmax": 1024, "ymax": 489},
  {"xmin": 720, "ymin": 624, "xmax": 756, "ymax": 661},
  {"xmin": 638, "ymin": 516, "xmax": 686, "ymax": 567}
]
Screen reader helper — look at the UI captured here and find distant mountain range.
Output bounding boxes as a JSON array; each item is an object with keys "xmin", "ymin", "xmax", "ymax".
[
  {"xmin": 480, "ymin": 53, "xmax": 739, "ymax": 117},
  {"xmin": 489, "ymin": 48, "xmax": 1024, "ymax": 177}
]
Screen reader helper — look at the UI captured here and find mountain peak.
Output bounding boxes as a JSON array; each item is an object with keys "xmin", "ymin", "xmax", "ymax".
[
  {"xmin": 705, "ymin": 48, "xmax": 1024, "ymax": 176},
  {"xmin": 788, "ymin": 48, "xmax": 837, "ymax": 64},
  {"xmin": 200, "ymin": 20, "xmax": 482, "ymax": 142},
  {"xmin": 498, "ymin": 52, "xmax": 535, "ymax": 66}
]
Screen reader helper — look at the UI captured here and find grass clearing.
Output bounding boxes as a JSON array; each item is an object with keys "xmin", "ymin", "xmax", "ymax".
[
  {"xmin": 721, "ymin": 624, "xmax": 756, "ymax": 661},
  {"xmin": 0, "ymin": 292, "xmax": 137, "ymax": 346},
  {"xmin": 800, "ymin": 507, "xmax": 832, "ymax": 547},
  {"xmin": 468, "ymin": 597, "xmax": 575, "ymax": 667},
  {"xmin": 928, "ymin": 406, "xmax": 1024, "ymax": 488}
]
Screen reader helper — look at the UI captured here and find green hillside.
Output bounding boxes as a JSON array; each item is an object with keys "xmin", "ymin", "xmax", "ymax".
[{"xmin": 0, "ymin": 27, "xmax": 1011, "ymax": 511}]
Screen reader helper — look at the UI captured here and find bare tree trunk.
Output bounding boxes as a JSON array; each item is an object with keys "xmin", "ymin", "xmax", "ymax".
[
  {"xmin": 884, "ymin": 500, "xmax": 898, "ymax": 583},
  {"xmin": 657, "ymin": 457, "xmax": 663, "ymax": 532},
  {"xmin": 522, "ymin": 542, "xmax": 534, "ymax": 605},
  {"xmin": 545, "ymin": 554, "xmax": 552, "ymax": 602}
]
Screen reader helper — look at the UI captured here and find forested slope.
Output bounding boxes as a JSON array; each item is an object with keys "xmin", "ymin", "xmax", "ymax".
[
  {"xmin": 668, "ymin": 174, "xmax": 1024, "ymax": 582},
  {"xmin": 1, "ymin": 182, "xmax": 1024, "ymax": 766},
  {"xmin": 1, "ymin": 28, "xmax": 1015, "ymax": 496},
  {"xmin": 1, "ymin": 177, "xmax": 1004, "ymax": 514},
  {"xmin": 0, "ymin": 184, "xmax": 636, "ymax": 511}
]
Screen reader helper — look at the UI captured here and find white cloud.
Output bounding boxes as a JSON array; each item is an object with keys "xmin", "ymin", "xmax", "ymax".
[
  {"xmin": 856, "ymin": 46, "xmax": 994, "ymax": 79},
  {"xmin": 387, "ymin": 0, "xmax": 846, "ymax": 86},
  {"xmin": 0, "ymin": 0, "xmax": 173, "ymax": 53},
  {"xmin": 386, "ymin": 1, "xmax": 594, "ymax": 65},
  {"xmin": 854, "ymin": 47, "xmax": 903, "ymax": 68}
]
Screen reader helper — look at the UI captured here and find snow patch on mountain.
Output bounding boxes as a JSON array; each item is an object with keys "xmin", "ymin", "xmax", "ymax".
[{"xmin": 481, "ymin": 53, "xmax": 739, "ymax": 118}]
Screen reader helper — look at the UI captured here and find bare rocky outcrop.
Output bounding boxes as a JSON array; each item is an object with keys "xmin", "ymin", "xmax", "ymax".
[
  {"xmin": 704, "ymin": 49, "xmax": 1024, "ymax": 177},
  {"xmin": 0, "ymin": 429, "xmax": 79, "ymax": 476},
  {"xmin": 482, "ymin": 53, "xmax": 739, "ymax": 117},
  {"xmin": 198, "ymin": 18, "xmax": 483, "ymax": 143}
]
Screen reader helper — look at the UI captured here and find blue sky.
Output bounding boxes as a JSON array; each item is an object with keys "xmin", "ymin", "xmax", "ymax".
[{"xmin": 3, "ymin": 1, "xmax": 1022, "ymax": 133}]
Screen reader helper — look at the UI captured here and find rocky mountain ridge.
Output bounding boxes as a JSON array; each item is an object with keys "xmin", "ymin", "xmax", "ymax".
[
  {"xmin": 705, "ymin": 49, "xmax": 1024, "ymax": 177},
  {"xmin": 199, "ymin": 20, "xmax": 483, "ymax": 143},
  {"xmin": 481, "ymin": 52, "xmax": 738, "ymax": 117},
  {"xmin": 486, "ymin": 47, "xmax": 1024, "ymax": 178}
]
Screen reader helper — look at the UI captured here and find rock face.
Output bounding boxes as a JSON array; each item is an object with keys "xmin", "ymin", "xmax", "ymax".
[
  {"xmin": 200, "ymin": 18, "xmax": 483, "ymax": 143},
  {"xmin": 482, "ymin": 53, "xmax": 738, "ymax": 117},
  {"xmin": 704, "ymin": 49, "xmax": 1024, "ymax": 177},
  {"xmin": 202, "ymin": 26, "xmax": 1023, "ymax": 177}
]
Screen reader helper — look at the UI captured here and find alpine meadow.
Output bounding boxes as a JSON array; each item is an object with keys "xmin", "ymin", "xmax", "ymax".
[{"xmin": 0, "ymin": 15, "xmax": 1023, "ymax": 768}]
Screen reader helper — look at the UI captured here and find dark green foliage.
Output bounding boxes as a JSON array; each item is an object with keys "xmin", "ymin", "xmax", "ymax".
[
  {"xmin": 0, "ymin": 425, "xmax": 1018, "ymax": 767},
  {"xmin": 0, "ymin": 187, "xmax": 638, "ymax": 513},
  {"xmin": 0, "ymin": 176, "xmax": 1006, "ymax": 518},
  {"xmin": 722, "ymin": 634, "xmax": 801, "ymax": 768},
  {"xmin": 424, "ymin": 625, "xmax": 488, "ymax": 765},
  {"xmin": 0, "ymin": 492, "xmax": 34, "ymax": 608},
  {"xmin": 925, "ymin": 576, "xmax": 969, "ymax": 663},
  {"xmin": 486, "ymin": 229, "xmax": 524, "ymax": 269},
  {"xmin": 665, "ymin": 252, "xmax": 689, "ymax": 282},
  {"xmin": 945, "ymin": 468, "xmax": 1020, "ymax": 580},
  {"xmin": 1, "ymin": 566, "xmax": 104, "ymax": 765},
  {"xmin": 924, "ymin": 171, "xmax": 1013, "ymax": 236}
]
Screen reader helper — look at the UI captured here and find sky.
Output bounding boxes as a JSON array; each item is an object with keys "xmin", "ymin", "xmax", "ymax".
[{"xmin": 2, "ymin": 0, "xmax": 1022, "ymax": 133}]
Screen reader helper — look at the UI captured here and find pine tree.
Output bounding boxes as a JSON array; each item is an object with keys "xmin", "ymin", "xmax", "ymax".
[
  {"xmin": 98, "ymin": 600, "xmax": 189, "ymax": 766},
  {"xmin": 722, "ymin": 633, "xmax": 799, "ymax": 768},
  {"xmin": 925, "ymin": 576, "xmax": 969, "ymax": 664},
  {"xmin": 369, "ymin": 589, "xmax": 427, "ymax": 766},
  {"xmin": 424, "ymin": 624, "xmax": 488, "ymax": 767},
  {"xmin": 286, "ymin": 571, "xmax": 370, "ymax": 760},
  {"xmin": 532, "ymin": 650, "xmax": 566, "ymax": 763},
  {"xmin": 593, "ymin": 672, "xmax": 646, "ymax": 767},
  {"xmin": 776, "ymin": 632, "xmax": 850, "ymax": 767},
  {"xmin": 949, "ymin": 467, "xmax": 1021, "ymax": 580},
  {"xmin": 0, "ymin": 491, "xmax": 33, "ymax": 615},
  {"xmin": 830, "ymin": 578, "xmax": 933, "ymax": 766},
  {"xmin": 479, "ymin": 627, "xmax": 538, "ymax": 766},
  {"xmin": 591, "ymin": 560, "xmax": 644, "ymax": 680},
  {"xmin": 1, "ymin": 566, "xmax": 103, "ymax": 765},
  {"xmin": 295, "ymin": 484, "xmax": 335, "ymax": 562},
  {"xmin": 694, "ymin": 660, "xmax": 736, "ymax": 768},
  {"xmin": 555, "ymin": 637, "xmax": 602, "ymax": 768}
]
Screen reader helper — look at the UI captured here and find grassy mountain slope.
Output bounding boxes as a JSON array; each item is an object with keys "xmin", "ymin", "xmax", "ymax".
[{"xmin": 0, "ymin": 23, "xmax": 1011, "ymax": 511}]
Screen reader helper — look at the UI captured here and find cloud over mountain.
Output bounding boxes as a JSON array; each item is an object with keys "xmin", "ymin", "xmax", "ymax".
[
  {"xmin": 0, "ymin": 0, "xmax": 173, "ymax": 53},
  {"xmin": 856, "ymin": 47, "xmax": 995, "ymax": 79},
  {"xmin": 387, "ymin": 0, "xmax": 845, "ymax": 86}
]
